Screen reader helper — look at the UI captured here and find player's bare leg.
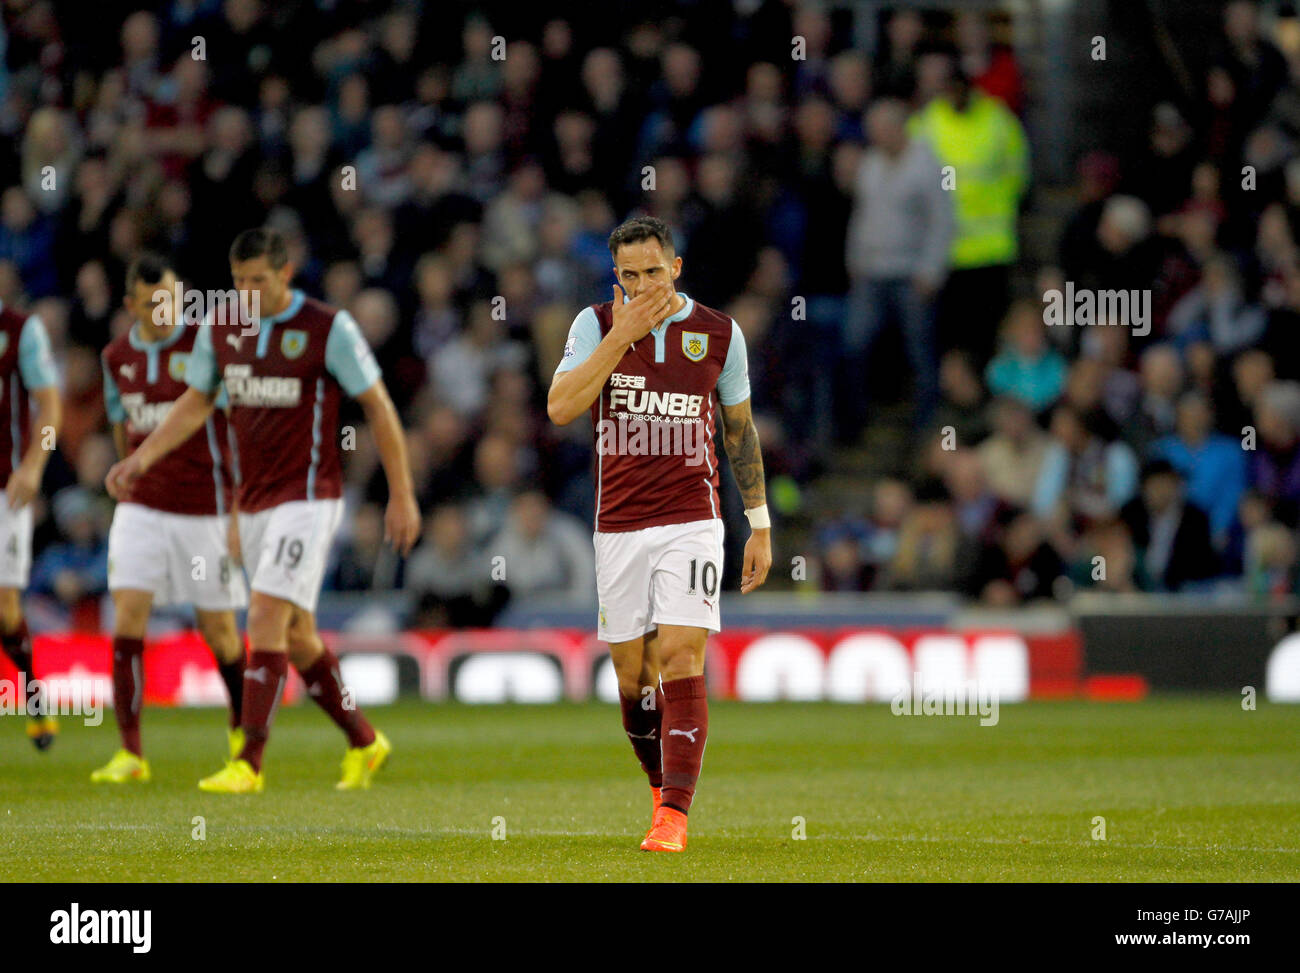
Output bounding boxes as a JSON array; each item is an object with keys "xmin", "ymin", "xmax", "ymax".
[
  {"xmin": 91, "ymin": 589, "xmax": 153, "ymax": 781},
  {"xmin": 199, "ymin": 590, "xmax": 293, "ymax": 792},
  {"xmin": 0, "ymin": 586, "xmax": 54, "ymax": 750},
  {"xmin": 285, "ymin": 606, "xmax": 389, "ymax": 789},
  {"xmin": 640, "ymin": 623, "xmax": 709, "ymax": 852},
  {"xmin": 194, "ymin": 608, "xmax": 246, "ymax": 758},
  {"xmin": 610, "ymin": 631, "xmax": 665, "ymax": 815}
]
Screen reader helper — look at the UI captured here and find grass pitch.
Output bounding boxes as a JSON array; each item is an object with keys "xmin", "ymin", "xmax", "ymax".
[{"xmin": 1, "ymin": 697, "xmax": 1297, "ymax": 882}]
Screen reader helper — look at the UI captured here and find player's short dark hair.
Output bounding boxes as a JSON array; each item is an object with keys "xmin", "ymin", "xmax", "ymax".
[
  {"xmin": 608, "ymin": 216, "xmax": 675, "ymax": 258},
  {"xmin": 229, "ymin": 227, "xmax": 289, "ymax": 268},
  {"xmin": 125, "ymin": 252, "xmax": 172, "ymax": 291}
]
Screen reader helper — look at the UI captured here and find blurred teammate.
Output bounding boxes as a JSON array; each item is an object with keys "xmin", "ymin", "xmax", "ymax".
[
  {"xmin": 548, "ymin": 216, "xmax": 772, "ymax": 852},
  {"xmin": 0, "ymin": 294, "xmax": 62, "ymax": 749},
  {"xmin": 91, "ymin": 253, "xmax": 247, "ymax": 784},
  {"xmin": 106, "ymin": 229, "xmax": 420, "ymax": 793}
]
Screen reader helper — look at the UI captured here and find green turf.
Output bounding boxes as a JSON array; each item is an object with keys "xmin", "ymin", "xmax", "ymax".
[{"xmin": 1, "ymin": 697, "xmax": 1297, "ymax": 881}]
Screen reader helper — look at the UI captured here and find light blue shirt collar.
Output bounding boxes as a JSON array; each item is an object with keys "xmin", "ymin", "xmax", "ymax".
[
  {"xmin": 128, "ymin": 321, "xmax": 187, "ymax": 352},
  {"xmin": 653, "ymin": 293, "xmax": 694, "ymax": 334},
  {"xmin": 255, "ymin": 289, "xmax": 306, "ymax": 358},
  {"xmin": 262, "ymin": 289, "xmax": 305, "ymax": 327}
]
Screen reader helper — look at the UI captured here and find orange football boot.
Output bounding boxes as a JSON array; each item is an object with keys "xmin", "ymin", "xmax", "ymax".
[
  {"xmin": 641, "ymin": 805, "xmax": 688, "ymax": 852},
  {"xmin": 651, "ymin": 786, "xmax": 663, "ymax": 815}
]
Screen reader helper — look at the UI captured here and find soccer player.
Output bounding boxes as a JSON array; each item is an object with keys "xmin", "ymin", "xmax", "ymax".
[
  {"xmin": 91, "ymin": 253, "xmax": 248, "ymax": 784},
  {"xmin": 547, "ymin": 216, "xmax": 772, "ymax": 852},
  {"xmin": 106, "ymin": 228, "xmax": 420, "ymax": 793},
  {"xmin": 0, "ymin": 294, "xmax": 61, "ymax": 749}
]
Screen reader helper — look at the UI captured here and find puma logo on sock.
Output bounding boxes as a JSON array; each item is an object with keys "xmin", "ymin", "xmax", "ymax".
[
  {"xmin": 669, "ymin": 727, "xmax": 698, "ymax": 743},
  {"xmin": 626, "ymin": 729, "xmax": 657, "ymax": 740}
]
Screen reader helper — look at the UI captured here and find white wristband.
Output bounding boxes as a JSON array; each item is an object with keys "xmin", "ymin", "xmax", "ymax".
[{"xmin": 744, "ymin": 504, "xmax": 771, "ymax": 529}]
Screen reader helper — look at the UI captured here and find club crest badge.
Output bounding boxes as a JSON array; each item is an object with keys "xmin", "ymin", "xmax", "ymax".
[
  {"xmin": 682, "ymin": 331, "xmax": 708, "ymax": 362},
  {"xmin": 168, "ymin": 353, "xmax": 188, "ymax": 381},
  {"xmin": 281, "ymin": 329, "xmax": 308, "ymax": 360}
]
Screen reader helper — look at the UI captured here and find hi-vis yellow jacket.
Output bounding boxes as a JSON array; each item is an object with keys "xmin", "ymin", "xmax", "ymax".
[{"xmin": 907, "ymin": 90, "xmax": 1029, "ymax": 270}]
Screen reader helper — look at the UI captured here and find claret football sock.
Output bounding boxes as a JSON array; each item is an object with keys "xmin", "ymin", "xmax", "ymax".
[
  {"xmin": 238, "ymin": 650, "xmax": 289, "ymax": 772},
  {"xmin": 111, "ymin": 636, "xmax": 146, "ymax": 756},
  {"xmin": 619, "ymin": 688, "xmax": 665, "ymax": 788},
  {"xmin": 299, "ymin": 647, "xmax": 375, "ymax": 749},
  {"xmin": 1, "ymin": 620, "xmax": 36, "ymax": 713},
  {"xmin": 217, "ymin": 658, "xmax": 245, "ymax": 728},
  {"xmin": 659, "ymin": 675, "xmax": 709, "ymax": 814}
]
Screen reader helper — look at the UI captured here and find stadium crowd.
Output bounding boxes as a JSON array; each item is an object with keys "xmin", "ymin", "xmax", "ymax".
[{"xmin": 1, "ymin": 0, "xmax": 1299, "ymax": 629}]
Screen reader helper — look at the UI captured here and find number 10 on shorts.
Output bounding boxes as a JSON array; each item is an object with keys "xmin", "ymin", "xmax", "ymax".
[{"xmin": 687, "ymin": 559, "xmax": 717, "ymax": 597}]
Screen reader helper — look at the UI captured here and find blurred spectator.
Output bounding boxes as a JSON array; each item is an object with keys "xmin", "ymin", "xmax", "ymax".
[
  {"xmin": 1218, "ymin": 0, "xmax": 1289, "ymax": 153},
  {"xmin": 977, "ymin": 396, "xmax": 1048, "ymax": 509},
  {"xmin": 405, "ymin": 504, "xmax": 508, "ymax": 627},
  {"xmin": 816, "ymin": 518, "xmax": 872, "ymax": 592},
  {"xmin": 1124, "ymin": 103, "xmax": 1197, "ymax": 218},
  {"xmin": 970, "ymin": 511, "xmax": 1064, "ymax": 605},
  {"xmin": 860, "ymin": 478, "xmax": 913, "ymax": 587},
  {"xmin": 909, "ymin": 53, "xmax": 1028, "ymax": 365},
  {"xmin": 845, "ymin": 97, "xmax": 952, "ymax": 429},
  {"xmin": 1165, "ymin": 254, "xmax": 1266, "ymax": 354},
  {"xmin": 429, "ymin": 300, "xmax": 529, "ymax": 418},
  {"xmin": 31, "ymin": 487, "xmax": 109, "ymax": 629},
  {"xmin": 883, "ymin": 479, "xmax": 975, "ymax": 591},
  {"xmin": 1057, "ymin": 151, "xmax": 1123, "ymax": 287},
  {"xmin": 0, "ymin": 188, "xmax": 58, "ymax": 298},
  {"xmin": 1123, "ymin": 343, "xmax": 1184, "ymax": 458},
  {"xmin": 943, "ymin": 448, "xmax": 1008, "ymax": 542},
  {"xmin": 1260, "ymin": 262, "xmax": 1300, "ymax": 379},
  {"xmin": 956, "ymin": 11, "xmax": 1024, "ymax": 115},
  {"xmin": 328, "ymin": 503, "xmax": 400, "ymax": 592},
  {"xmin": 984, "ymin": 300, "xmax": 1068, "ymax": 414},
  {"xmin": 1244, "ymin": 520, "xmax": 1300, "ymax": 597},
  {"xmin": 1069, "ymin": 519, "xmax": 1140, "ymax": 593},
  {"xmin": 1119, "ymin": 459, "xmax": 1220, "ymax": 591},
  {"xmin": 1033, "ymin": 404, "xmax": 1139, "ymax": 530},
  {"xmin": 484, "ymin": 491, "xmax": 595, "ymax": 601},
  {"xmin": 1249, "ymin": 379, "xmax": 1300, "ymax": 524},
  {"xmin": 1150, "ymin": 391, "xmax": 1247, "ymax": 546},
  {"xmin": 872, "ymin": 9, "xmax": 923, "ymax": 101},
  {"xmin": 926, "ymin": 350, "xmax": 990, "ymax": 447}
]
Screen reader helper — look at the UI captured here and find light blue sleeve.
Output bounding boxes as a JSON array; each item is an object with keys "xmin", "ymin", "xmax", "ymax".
[
  {"xmin": 17, "ymin": 315, "xmax": 58, "ymax": 389},
  {"xmin": 717, "ymin": 319, "xmax": 752, "ymax": 406},
  {"xmin": 325, "ymin": 310, "xmax": 382, "ymax": 396},
  {"xmin": 186, "ymin": 317, "xmax": 221, "ymax": 394},
  {"xmin": 102, "ymin": 357, "xmax": 125, "ymax": 423},
  {"xmin": 554, "ymin": 307, "xmax": 602, "ymax": 374}
]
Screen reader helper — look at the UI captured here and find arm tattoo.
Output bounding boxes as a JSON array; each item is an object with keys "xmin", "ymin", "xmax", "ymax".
[{"xmin": 723, "ymin": 415, "xmax": 767, "ymax": 510}]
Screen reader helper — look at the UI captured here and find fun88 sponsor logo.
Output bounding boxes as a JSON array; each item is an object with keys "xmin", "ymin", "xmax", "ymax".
[
  {"xmin": 223, "ymin": 365, "xmax": 302, "ymax": 407},
  {"xmin": 608, "ymin": 373, "xmax": 703, "ymax": 418},
  {"xmin": 121, "ymin": 394, "xmax": 173, "ymax": 431}
]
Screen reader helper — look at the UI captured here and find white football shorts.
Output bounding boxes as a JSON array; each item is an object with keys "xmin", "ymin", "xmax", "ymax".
[
  {"xmin": 238, "ymin": 498, "xmax": 343, "ymax": 612},
  {"xmin": 108, "ymin": 501, "xmax": 248, "ymax": 610},
  {"xmin": 594, "ymin": 517, "xmax": 724, "ymax": 642},
  {"xmin": 0, "ymin": 492, "xmax": 33, "ymax": 589}
]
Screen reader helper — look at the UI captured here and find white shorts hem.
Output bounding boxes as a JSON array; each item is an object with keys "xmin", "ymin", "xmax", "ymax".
[{"xmin": 649, "ymin": 614, "xmax": 721, "ymax": 634}]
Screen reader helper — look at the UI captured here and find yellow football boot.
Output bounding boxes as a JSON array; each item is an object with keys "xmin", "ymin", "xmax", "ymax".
[{"xmin": 90, "ymin": 749, "xmax": 151, "ymax": 784}]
